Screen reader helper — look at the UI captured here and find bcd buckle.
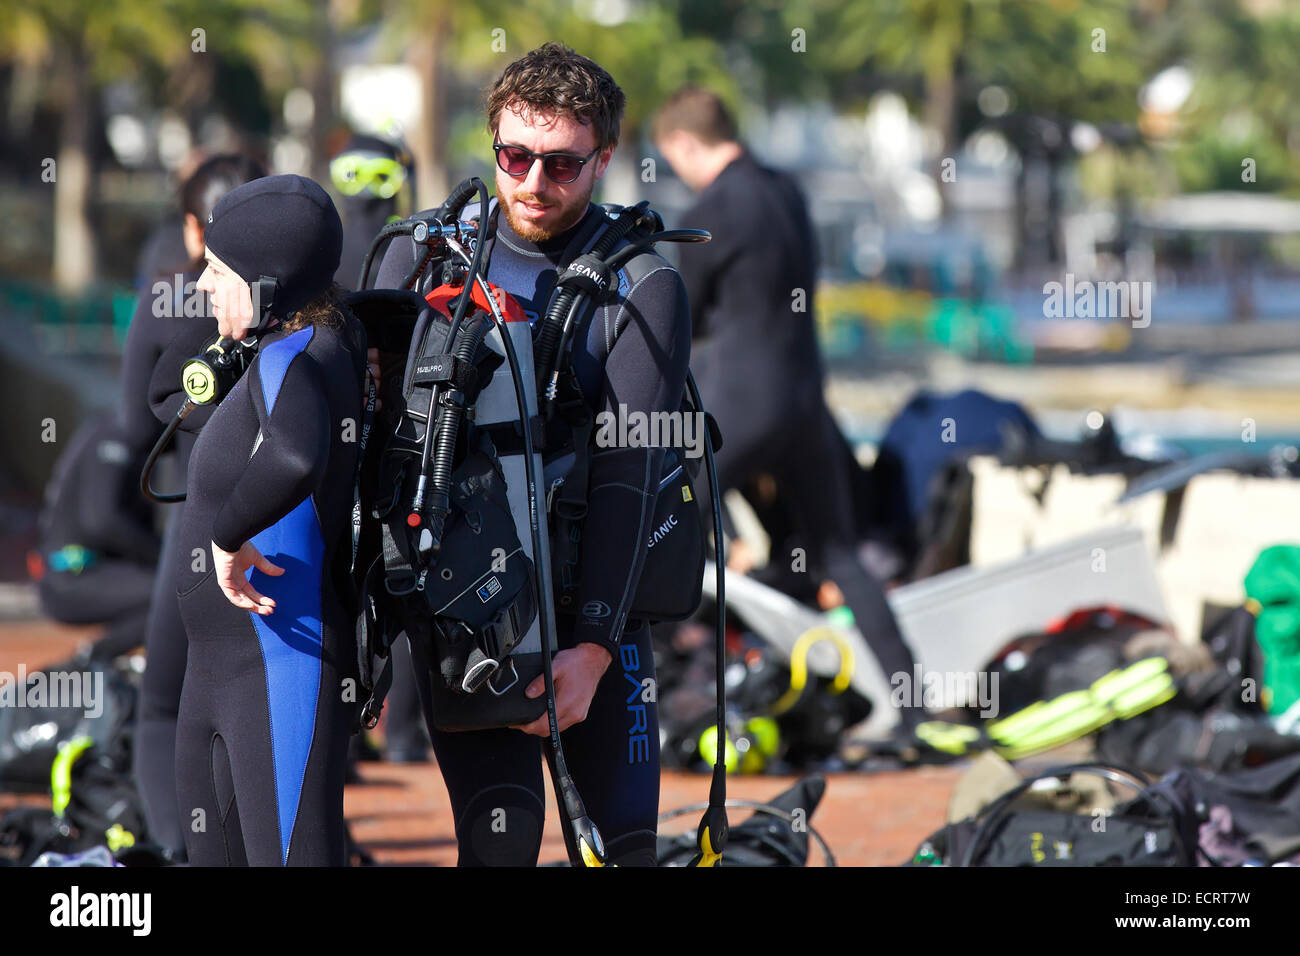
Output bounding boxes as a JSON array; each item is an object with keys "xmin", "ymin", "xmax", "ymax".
[{"xmin": 486, "ymin": 658, "xmax": 520, "ymax": 697}]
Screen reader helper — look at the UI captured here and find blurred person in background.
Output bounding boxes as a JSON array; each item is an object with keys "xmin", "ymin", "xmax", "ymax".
[
  {"xmin": 328, "ymin": 131, "xmax": 430, "ymax": 763},
  {"xmin": 27, "ymin": 413, "xmax": 158, "ymax": 665},
  {"xmin": 121, "ymin": 152, "xmax": 267, "ymax": 859},
  {"xmin": 325, "ymin": 134, "xmax": 426, "ymax": 764},
  {"xmin": 653, "ymin": 87, "xmax": 938, "ymax": 744},
  {"xmin": 330, "ymin": 132, "xmax": 416, "ymax": 291}
]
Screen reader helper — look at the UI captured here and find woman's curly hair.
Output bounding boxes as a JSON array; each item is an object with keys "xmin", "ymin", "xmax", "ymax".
[{"xmin": 282, "ymin": 281, "xmax": 346, "ymax": 332}]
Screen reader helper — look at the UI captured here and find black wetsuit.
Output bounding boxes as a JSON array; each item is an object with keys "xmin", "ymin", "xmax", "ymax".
[
  {"xmin": 121, "ymin": 270, "xmax": 217, "ymax": 858},
  {"xmin": 376, "ymin": 201, "xmax": 690, "ymax": 865},
  {"xmin": 34, "ymin": 415, "xmax": 158, "ymax": 662},
  {"xmin": 335, "ymin": 197, "xmax": 396, "ymax": 291},
  {"xmin": 171, "ymin": 314, "xmax": 366, "ymax": 866},
  {"xmin": 677, "ymin": 152, "xmax": 925, "ymax": 729},
  {"xmin": 133, "ymin": 218, "xmax": 189, "ymax": 294}
]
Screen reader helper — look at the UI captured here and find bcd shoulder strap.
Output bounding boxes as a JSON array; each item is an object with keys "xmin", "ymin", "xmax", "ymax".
[{"xmin": 537, "ymin": 206, "xmax": 708, "ymax": 620}]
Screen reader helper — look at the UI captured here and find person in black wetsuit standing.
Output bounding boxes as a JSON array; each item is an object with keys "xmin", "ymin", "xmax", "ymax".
[
  {"xmin": 170, "ymin": 174, "xmax": 366, "ymax": 866},
  {"xmin": 374, "ymin": 44, "xmax": 688, "ymax": 866},
  {"xmin": 121, "ymin": 152, "xmax": 266, "ymax": 860},
  {"xmin": 331, "ymin": 133, "xmax": 415, "ymax": 290},
  {"xmin": 653, "ymin": 88, "xmax": 931, "ymax": 737},
  {"xmin": 328, "ymin": 132, "xmax": 430, "ymax": 764}
]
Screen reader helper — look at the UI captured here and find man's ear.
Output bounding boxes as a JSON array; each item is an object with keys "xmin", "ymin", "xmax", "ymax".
[{"xmin": 594, "ymin": 143, "xmax": 615, "ymax": 181}]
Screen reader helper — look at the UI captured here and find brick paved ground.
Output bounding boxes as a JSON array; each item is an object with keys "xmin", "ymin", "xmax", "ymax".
[{"xmin": 0, "ymin": 620, "xmax": 962, "ymax": 866}]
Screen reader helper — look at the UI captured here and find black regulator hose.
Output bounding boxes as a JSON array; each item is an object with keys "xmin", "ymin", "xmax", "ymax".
[
  {"xmin": 603, "ymin": 229, "xmax": 711, "ymax": 273},
  {"xmin": 358, "ymin": 219, "xmax": 417, "ymax": 292},
  {"xmin": 358, "ymin": 177, "xmax": 484, "ymax": 292},
  {"xmin": 411, "ymin": 178, "xmax": 490, "ymax": 523},
  {"xmin": 437, "ymin": 177, "xmax": 480, "ymax": 223},
  {"xmin": 140, "ymin": 328, "xmax": 267, "ymax": 504},
  {"xmin": 523, "ymin": 217, "xmax": 724, "ymax": 862},
  {"xmin": 422, "ymin": 313, "xmax": 490, "ymax": 555},
  {"xmin": 552, "ymin": 217, "xmax": 721, "ymax": 864},
  {"xmin": 533, "ymin": 201, "xmax": 650, "ymax": 403},
  {"xmin": 140, "ymin": 401, "xmax": 197, "ymax": 503},
  {"xmin": 443, "ymin": 233, "xmax": 607, "ymax": 867},
  {"xmin": 470, "ymin": 265, "xmax": 606, "ymax": 869},
  {"xmin": 686, "ymin": 368, "xmax": 729, "ymax": 867},
  {"xmin": 539, "ymin": 227, "xmax": 709, "ymax": 417}
]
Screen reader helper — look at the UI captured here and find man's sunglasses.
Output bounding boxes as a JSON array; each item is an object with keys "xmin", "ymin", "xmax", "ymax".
[{"xmin": 493, "ymin": 140, "xmax": 600, "ymax": 184}]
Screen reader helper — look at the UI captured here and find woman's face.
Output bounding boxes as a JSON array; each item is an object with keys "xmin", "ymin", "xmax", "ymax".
[{"xmin": 196, "ymin": 248, "xmax": 255, "ymax": 340}]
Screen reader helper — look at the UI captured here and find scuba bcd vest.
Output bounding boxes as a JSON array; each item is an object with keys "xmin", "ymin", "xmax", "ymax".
[
  {"xmin": 353, "ymin": 175, "xmax": 730, "ymax": 869},
  {"xmin": 347, "ymin": 194, "xmax": 713, "ymax": 734},
  {"xmin": 348, "ymin": 278, "xmax": 548, "ymax": 733}
]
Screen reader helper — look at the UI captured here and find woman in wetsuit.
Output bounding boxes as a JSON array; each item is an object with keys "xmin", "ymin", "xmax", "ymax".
[
  {"xmin": 171, "ymin": 174, "xmax": 366, "ymax": 866},
  {"xmin": 123, "ymin": 152, "xmax": 266, "ymax": 860}
]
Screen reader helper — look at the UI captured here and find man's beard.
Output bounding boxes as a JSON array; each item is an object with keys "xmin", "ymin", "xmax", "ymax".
[{"xmin": 500, "ymin": 181, "xmax": 594, "ymax": 243}]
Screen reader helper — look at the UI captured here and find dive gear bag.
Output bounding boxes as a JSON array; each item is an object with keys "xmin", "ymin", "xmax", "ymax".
[{"xmin": 909, "ymin": 763, "xmax": 1194, "ymax": 866}]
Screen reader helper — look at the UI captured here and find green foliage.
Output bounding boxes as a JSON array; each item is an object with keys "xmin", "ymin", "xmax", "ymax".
[
  {"xmin": 6, "ymin": 0, "xmax": 1300, "ymax": 207},
  {"xmin": 376, "ymin": 0, "xmax": 737, "ymax": 139},
  {"xmin": 1168, "ymin": 1, "xmax": 1300, "ymax": 195},
  {"xmin": 1168, "ymin": 133, "xmax": 1292, "ymax": 194}
]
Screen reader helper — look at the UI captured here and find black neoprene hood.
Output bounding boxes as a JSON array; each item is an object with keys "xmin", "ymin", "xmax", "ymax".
[{"xmin": 204, "ymin": 174, "xmax": 344, "ymax": 317}]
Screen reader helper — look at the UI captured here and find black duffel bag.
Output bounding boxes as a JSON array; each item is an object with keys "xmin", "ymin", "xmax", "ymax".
[{"xmin": 910, "ymin": 763, "xmax": 1195, "ymax": 867}]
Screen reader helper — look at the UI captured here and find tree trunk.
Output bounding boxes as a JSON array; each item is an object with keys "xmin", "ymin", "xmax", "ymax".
[
  {"xmin": 410, "ymin": 5, "xmax": 451, "ymax": 210},
  {"xmin": 309, "ymin": 1, "xmax": 341, "ymax": 187},
  {"xmin": 52, "ymin": 43, "xmax": 96, "ymax": 294},
  {"xmin": 924, "ymin": 67, "xmax": 957, "ymax": 221}
]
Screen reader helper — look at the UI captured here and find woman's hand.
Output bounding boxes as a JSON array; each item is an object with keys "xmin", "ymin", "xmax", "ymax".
[
  {"xmin": 212, "ymin": 540, "xmax": 284, "ymax": 615},
  {"xmin": 511, "ymin": 644, "xmax": 613, "ymax": 736}
]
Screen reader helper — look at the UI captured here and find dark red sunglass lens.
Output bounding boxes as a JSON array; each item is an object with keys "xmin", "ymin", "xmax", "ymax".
[
  {"xmin": 544, "ymin": 157, "xmax": 581, "ymax": 181},
  {"xmin": 499, "ymin": 146, "xmax": 533, "ymax": 175}
]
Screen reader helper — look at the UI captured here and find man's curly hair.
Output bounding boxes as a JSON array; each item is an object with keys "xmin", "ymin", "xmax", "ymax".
[{"xmin": 486, "ymin": 42, "xmax": 626, "ymax": 151}]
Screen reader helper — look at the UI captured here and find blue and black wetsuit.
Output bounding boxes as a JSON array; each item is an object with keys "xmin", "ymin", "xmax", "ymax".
[
  {"xmin": 120, "ymin": 270, "xmax": 217, "ymax": 858},
  {"xmin": 171, "ymin": 312, "xmax": 366, "ymax": 866},
  {"xmin": 376, "ymin": 202, "xmax": 690, "ymax": 866}
]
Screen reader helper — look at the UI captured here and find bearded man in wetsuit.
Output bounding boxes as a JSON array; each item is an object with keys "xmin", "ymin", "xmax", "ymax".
[{"xmin": 375, "ymin": 43, "xmax": 687, "ymax": 866}]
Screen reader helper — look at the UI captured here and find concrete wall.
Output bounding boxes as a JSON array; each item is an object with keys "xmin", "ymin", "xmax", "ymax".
[{"xmin": 971, "ymin": 456, "xmax": 1300, "ymax": 642}]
